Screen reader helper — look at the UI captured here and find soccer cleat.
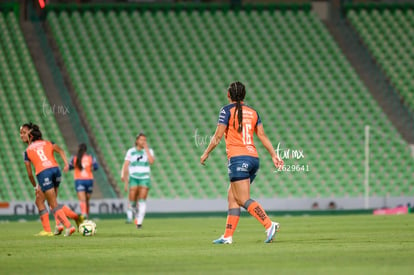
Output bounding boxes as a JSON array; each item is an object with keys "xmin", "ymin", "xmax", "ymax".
[
  {"xmin": 34, "ymin": 230, "xmax": 54, "ymax": 237},
  {"xmin": 212, "ymin": 235, "xmax": 233, "ymax": 244},
  {"xmin": 264, "ymin": 222, "xmax": 280, "ymax": 243},
  {"xmin": 64, "ymin": 226, "xmax": 76, "ymax": 237},
  {"xmin": 75, "ymin": 214, "xmax": 85, "ymax": 229},
  {"xmin": 136, "ymin": 224, "xmax": 142, "ymax": 229},
  {"xmin": 54, "ymin": 224, "xmax": 64, "ymax": 235}
]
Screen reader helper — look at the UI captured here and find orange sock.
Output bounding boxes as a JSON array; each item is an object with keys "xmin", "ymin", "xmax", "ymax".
[
  {"xmin": 39, "ymin": 209, "xmax": 51, "ymax": 232},
  {"xmin": 80, "ymin": 201, "xmax": 87, "ymax": 216},
  {"xmin": 223, "ymin": 208, "xmax": 240, "ymax": 238},
  {"xmin": 62, "ymin": 205, "xmax": 78, "ymax": 220},
  {"xmin": 52, "ymin": 207, "xmax": 72, "ymax": 228},
  {"xmin": 245, "ymin": 199, "xmax": 272, "ymax": 229}
]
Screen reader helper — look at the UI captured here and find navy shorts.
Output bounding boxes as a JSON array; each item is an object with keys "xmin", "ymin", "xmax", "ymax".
[
  {"xmin": 36, "ymin": 167, "xmax": 61, "ymax": 192},
  {"xmin": 75, "ymin": 179, "xmax": 94, "ymax": 194},
  {"xmin": 227, "ymin": 156, "xmax": 260, "ymax": 183}
]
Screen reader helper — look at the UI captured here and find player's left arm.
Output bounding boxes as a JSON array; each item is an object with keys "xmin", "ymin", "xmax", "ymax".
[
  {"xmin": 24, "ymin": 161, "xmax": 37, "ymax": 188},
  {"xmin": 53, "ymin": 143, "xmax": 69, "ymax": 172},
  {"xmin": 200, "ymin": 124, "xmax": 226, "ymax": 165},
  {"xmin": 143, "ymin": 142, "xmax": 154, "ymax": 165},
  {"xmin": 256, "ymin": 124, "xmax": 283, "ymax": 169}
]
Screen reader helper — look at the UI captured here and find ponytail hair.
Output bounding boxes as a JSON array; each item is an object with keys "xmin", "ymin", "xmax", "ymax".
[
  {"xmin": 27, "ymin": 123, "xmax": 42, "ymax": 142},
  {"xmin": 228, "ymin": 81, "xmax": 246, "ymax": 133},
  {"xmin": 76, "ymin": 143, "xmax": 87, "ymax": 170}
]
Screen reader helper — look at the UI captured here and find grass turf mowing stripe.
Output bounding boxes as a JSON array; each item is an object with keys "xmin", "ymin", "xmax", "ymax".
[{"xmin": 0, "ymin": 214, "xmax": 413, "ymax": 274}]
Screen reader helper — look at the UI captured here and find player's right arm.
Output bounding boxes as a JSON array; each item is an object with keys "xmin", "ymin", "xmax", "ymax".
[
  {"xmin": 201, "ymin": 106, "xmax": 229, "ymax": 165},
  {"xmin": 200, "ymin": 124, "xmax": 226, "ymax": 165},
  {"xmin": 92, "ymin": 157, "xmax": 99, "ymax": 171},
  {"xmin": 121, "ymin": 160, "xmax": 130, "ymax": 192},
  {"xmin": 68, "ymin": 156, "xmax": 75, "ymax": 170}
]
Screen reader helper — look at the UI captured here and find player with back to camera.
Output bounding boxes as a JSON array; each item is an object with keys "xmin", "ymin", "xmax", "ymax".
[
  {"xmin": 20, "ymin": 123, "xmax": 83, "ymax": 236},
  {"xmin": 121, "ymin": 133, "xmax": 155, "ymax": 228},
  {"xmin": 69, "ymin": 143, "xmax": 98, "ymax": 219},
  {"xmin": 200, "ymin": 81, "xmax": 284, "ymax": 244},
  {"xmin": 23, "ymin": 123, "xmax": 76, "ymax": 236}
]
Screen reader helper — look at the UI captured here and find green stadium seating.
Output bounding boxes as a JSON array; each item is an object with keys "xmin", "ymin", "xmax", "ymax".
[
  {"xmin": 347, "ymin": 8, "xmax": 414, "ymax": 112},
  {"xmin": 45, "ymin": 6, "xmax": 413, "ymax": 199},
  {"xmin": 0, "ymin": 11, "xmax": 77, "ymax": 201}
]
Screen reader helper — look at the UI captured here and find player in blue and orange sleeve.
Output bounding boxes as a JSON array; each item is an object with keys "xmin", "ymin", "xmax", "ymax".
[
  {"xmin": 200, "ymin": 81, "xmax": 284, "ymax": 244},
  {"xmin": 20, "ymin": 123, "xmax": 52, "ymax": 236},
  {"xmin": 69, "ymin": 143, "xmax": 98, "ymax": 219},
  {"xmin": 23, "ymin": 123, "xmax": 76, "ymax": 236},
  {"xmin": 20, "ymin": 123, "xmax": 82, "ymax": 236}
]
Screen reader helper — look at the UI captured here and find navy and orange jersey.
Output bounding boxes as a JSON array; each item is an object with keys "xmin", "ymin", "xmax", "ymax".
[
  {"xmin": 24, "ymin": 140, "xmax": 58, "ymax": 175},
  {"xmin": 217, "ymin": 103, "xmax": 262, "ymax": 159},
  {"xmin": 69, "ymin": 154, "xmax": 98, "ymax": 180}
]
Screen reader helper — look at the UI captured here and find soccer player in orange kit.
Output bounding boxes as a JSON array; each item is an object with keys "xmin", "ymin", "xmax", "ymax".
[
  {"xmin": 200, "ymin": 82, "xmax": 284, "ymax": 244},
  {"xmin": 20, "ymin": 123, "xmax": 82, "ymax": 236},
  {"xmin": 23, "ymin": 123, "xmax": 76, "ymax": 236},
  {"xmin": 69, "ymin": 143, "xmax": 98, "ymax": 219}
]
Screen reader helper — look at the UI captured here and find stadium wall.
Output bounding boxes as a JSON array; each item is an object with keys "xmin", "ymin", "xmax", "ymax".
[
  {"xmin": 43, "ymin": 2, "xmax": 312, "ymax": 13},
  {"xmin": 0, "ymin": 197, "xmax": 412, "ymax": 218}
]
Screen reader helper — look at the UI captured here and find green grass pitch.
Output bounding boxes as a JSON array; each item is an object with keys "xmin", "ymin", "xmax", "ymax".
[{"xmin": 0, "ymin": 214, "xmax": 413, "ymax": 275}]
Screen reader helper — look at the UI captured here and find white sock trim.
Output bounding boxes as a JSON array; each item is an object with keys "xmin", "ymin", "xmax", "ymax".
[{"xmin": 136, "ymin": 201, "xmax": 147, "ymax": 225}]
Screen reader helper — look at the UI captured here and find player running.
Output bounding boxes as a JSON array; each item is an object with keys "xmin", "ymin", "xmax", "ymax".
[
  {"xmin": 200, "ymin": 81, "xmax": 284, "ymax": 244},
  {"xmin": 23, "ymin": 123, "xmax": 76, "ymax": 236},
  {"xmin": 69, "ymin": 143, "xmax": 98, "ymax": 219},
  {"xmin": 121, "ymin": 133, "xmax": 155, "ymax": 228}
]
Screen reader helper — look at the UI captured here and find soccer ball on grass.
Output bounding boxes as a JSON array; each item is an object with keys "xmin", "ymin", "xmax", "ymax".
[{"xmin": 78, "ymin": 220, "xmax": 97, "ymax": 236}]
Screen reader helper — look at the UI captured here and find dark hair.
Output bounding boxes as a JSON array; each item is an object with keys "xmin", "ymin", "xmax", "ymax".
[
  {"xmin": 228, "ymin": 81, "xmax": 246, "ymax": 133},
  {"xmin": 135, "ymin": 132, "xmax": 145, "ymax": 145},
  {"xmin": 20, "ymin": 123, "xmax": 31, "ymax": 130},
  {"xmin": 26, "ymin": 123, "xmax": 42, "ymax": 142},
  {"xmin": 76, "ymin": 143, "xmax": 87, "ymax": 170}
]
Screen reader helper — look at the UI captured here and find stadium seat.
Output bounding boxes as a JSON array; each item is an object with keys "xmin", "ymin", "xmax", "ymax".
[
  {"xmin": 0, "ymin": 10, "xmax": 76, "ymax": 201},
  {"xmin": 347, "ymin": 8, "xmax": 414, "ymax": 113},
  {"xmin": 43, "ymin": 5, "xmax": 414, "ymax": 199}
]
